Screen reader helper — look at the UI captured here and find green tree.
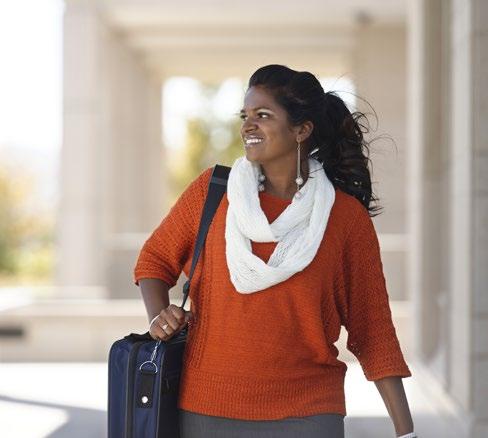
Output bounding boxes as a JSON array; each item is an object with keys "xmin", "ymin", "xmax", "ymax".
[
  {"xmin": 0, "ymin": 161, "xmax": 54, "ymax": 284},
  {"xmin": 169, "ymin": 117, "xmax": 212, "ymax": 207},
  {"xmin": 0, "ymin": 166, "xmax": 24, "ymax": 273},
  {"xmin": 167, "ymin": 80, "xmax": 247, "ymax": 206}
]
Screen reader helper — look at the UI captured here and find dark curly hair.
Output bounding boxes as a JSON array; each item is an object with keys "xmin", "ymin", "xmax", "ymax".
[{"xmin": 247, "ymin": 64, "xmax": 385, "ymax": 217}]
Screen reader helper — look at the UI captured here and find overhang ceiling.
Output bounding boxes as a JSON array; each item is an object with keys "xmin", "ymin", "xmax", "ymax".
[{"xmin": 78, "ymin": 0, "xmax": 407, "ymax": 80}]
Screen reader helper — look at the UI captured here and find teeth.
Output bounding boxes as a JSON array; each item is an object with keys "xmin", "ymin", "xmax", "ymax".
[{"xmin": 245, "ymin": 138, "xmax": 263, "ymax": 145}]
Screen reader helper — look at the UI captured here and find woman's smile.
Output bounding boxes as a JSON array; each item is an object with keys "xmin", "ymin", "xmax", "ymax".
[{"xmin": 244, "ymin": 138, "xmax": 265, "ymax": 148}]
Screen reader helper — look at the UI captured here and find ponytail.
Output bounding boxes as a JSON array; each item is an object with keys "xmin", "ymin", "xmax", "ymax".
[{"xmin": 248, "ymin": 64, "xmax": 384, "ymax": 217}]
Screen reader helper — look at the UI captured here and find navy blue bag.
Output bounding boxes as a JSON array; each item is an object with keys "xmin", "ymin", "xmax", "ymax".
[{"xmin": 108, "ymin": 164, "xmax": 230, "ymax": 438}]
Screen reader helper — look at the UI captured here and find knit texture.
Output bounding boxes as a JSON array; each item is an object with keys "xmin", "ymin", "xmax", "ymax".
[
  {"xmin": 133, "ymin": 166, "xmax": 412, "ymax": 420},
  {"xmin": 225, "ymin": 155, "xmax": 335, "ymax": 293}
]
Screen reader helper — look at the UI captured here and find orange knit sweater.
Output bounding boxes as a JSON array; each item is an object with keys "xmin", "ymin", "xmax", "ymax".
[{"xmin": 133, "ymin": 166, "xmax": 412, "ymax": 420}]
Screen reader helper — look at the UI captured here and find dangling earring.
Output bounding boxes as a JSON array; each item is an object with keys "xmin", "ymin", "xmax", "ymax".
[
  {"xmin": 294, "ymin": 141, "xmax": 304, "ymax": 200},
  {"xmin": 257, "ymin": 168, "xmax": 266, "ymax": 192}
]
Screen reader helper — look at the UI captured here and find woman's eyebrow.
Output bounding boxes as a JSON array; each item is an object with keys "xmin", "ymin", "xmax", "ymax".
[{"xmin": 239, "ymin": 107, "xmax": 273, "ymax": 113}]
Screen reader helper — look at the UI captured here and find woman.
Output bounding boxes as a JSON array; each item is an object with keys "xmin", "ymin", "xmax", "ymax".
[{"xmin": 134, "ymin": 64, "xmax": 417, "ymax": 438}]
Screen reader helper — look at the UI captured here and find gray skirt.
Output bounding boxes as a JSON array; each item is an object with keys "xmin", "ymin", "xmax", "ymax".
[{"xmin": 178, "ymin": 408, "xmax": 345, "ymax": 438}]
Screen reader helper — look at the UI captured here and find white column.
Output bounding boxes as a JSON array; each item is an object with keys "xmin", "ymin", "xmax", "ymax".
[
  {"xmin": 99, "ymin": 24, "xmax": 165, "ymax": 299},
  {"xmin": 105, "ymin": 64, "xmax": 165, "ymax": 299},
  {"xmin": 350, "ymin": 23, "xmax": 412, "ymax": 354},
  {"xmin": 470, "ymin": 0, "xmax": 488, "ymax": 434},
  {"xmin": 58, "ymin": 1, "xmax": 165, "ymax": 298},
  {"xmin": 351, "ymin": 23, "xmax": 408, "ymax": 300},
  {"xmin": 406, "ymin": 0, "xmax": 450, "ymax": 371},
  {"xmin": 409, "ymin": 0, "xmax": 488, "ymax": 435},
  {"xmin": 448, "ymin": 0, "xmax": 472, "ymax": 413},
  {"xmin": 450, "ymin": 0, "xmax": 488, "ymax": 435},
  {"xmin": 57, "ymin": 1, "xmax": 108, "ymax": 297}
]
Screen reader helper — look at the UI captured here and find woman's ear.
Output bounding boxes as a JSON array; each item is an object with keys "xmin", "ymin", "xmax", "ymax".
[{"xmin": 296, "ymin": 121, "xmax": 314, "ymax": 143}]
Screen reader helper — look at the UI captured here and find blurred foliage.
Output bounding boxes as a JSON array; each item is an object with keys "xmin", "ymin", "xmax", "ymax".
[
  {"xmin": 0, "ymin": 161, "xmax": 54, "ymax": 285},
  {"xmin": 168, "ymin": 82, "xmax": 245, "ymax": 207}
]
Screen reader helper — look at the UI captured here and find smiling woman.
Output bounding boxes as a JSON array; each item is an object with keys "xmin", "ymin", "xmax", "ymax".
[
  {"xmin": 235, "ymin": 65, "xmax": 380, "ymax": 213},
  {"xmin": 237, "ymin": 87, "xmax": 311, "ymax": 200},
  {"xmin": 135, "ymin": 64, "xmax": 415, "ymax": 438}
]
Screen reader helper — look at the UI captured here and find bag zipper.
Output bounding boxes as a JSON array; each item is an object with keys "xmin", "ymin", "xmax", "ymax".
[{"xmin": 125, "ymin": 340, "xmax": 145, "ymax": 438}]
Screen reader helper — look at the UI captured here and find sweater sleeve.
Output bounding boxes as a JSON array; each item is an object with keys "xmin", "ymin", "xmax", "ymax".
[
  {"xmin": 340, "ymin": 200, "xmax": 412, "ymax": 381},
  {"xmin": 133, "ymin": 166, "xmax": 214, "ymax": 288}
]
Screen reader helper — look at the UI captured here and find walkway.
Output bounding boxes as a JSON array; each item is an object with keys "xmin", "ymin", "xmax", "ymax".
[{"xmin": 0, "ymin": 360, "xmax": 465, "ymax": 437}]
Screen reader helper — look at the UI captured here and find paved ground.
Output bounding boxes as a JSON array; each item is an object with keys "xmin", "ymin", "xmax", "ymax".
[{"xmin": 0, "ymin": 360, "xmax": 466, "ymax": 438}]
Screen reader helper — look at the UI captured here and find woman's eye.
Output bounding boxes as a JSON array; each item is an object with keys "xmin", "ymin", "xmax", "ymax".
[{"xmin": 239, "ymin": 112, "xmax": 269, "ymax": 120}]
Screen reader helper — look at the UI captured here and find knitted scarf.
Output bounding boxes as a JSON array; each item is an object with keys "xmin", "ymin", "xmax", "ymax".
[{"xmin": 225, "ymin": 155, "xmax": 336, "ymax": 293}]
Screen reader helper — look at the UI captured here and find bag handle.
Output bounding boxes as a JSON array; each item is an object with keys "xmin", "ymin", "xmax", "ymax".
[
  {"xmin": 142, "ymin": 164, "xmax": 230, "ymax": 350},
  {"xmin": 180, "ymin": 164, "xmax": 230, "ymax": 309}
]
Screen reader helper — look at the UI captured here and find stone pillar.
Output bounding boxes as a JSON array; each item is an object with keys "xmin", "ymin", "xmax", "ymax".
[
  {"xmin": 58, "ymin": 1, "xmax": 109, "ymax": 297},
  {"xmin": 351, "ymin": 23, "xmax": 409, "ymax": 304},
  {"xmin": 104, "ymin": 66, "xmax": 166, "ymax": 299},
  {"xmin": 58, "ymin": 1, "xmax": 165, "ymax": 298},
  {"xmin": 406, "ymin": 0, "xmax": 449, "ymax": 376},
  {"xmin": 408, "ymin": 0, "xmax": 488, "ymax": 435},
  {"xmin": 449, "ymin": 0, "xmax": 488, "ymax": 435},
  {"xmin": 448, "ymin": 0, "xmax": 472, "ymax": 414},
  {"xmin": 470, "ymin": 0, "xmax": 488, "ymax": 432}
]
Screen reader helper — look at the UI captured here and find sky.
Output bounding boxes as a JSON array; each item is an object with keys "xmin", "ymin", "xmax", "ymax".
[{"xmin": 0, "ymin": 0, "xmax": 63, "ymax": 152}]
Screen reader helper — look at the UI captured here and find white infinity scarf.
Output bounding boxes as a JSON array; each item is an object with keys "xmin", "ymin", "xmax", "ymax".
[{"xmin": 225, "ymin": 155, "xmax": 336, "ymax": 293}]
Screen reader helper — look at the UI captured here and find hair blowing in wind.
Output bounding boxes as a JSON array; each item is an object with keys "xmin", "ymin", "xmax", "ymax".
[{"xmin": 247, "ymin": 64, "xmax": 385, "ymax": 217}]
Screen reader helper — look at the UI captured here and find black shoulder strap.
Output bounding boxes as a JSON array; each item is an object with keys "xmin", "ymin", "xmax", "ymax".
[{"xmin": 180, "ymin": 164, "xmax": 231, "ymax": 308}]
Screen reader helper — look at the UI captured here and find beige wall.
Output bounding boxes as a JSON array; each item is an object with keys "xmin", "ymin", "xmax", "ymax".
[
  {"xmin": 351, "ymin": 24, "xmax": 408, "ymax": 302},
  {"xmin": 408, "ymin": 0, "xmax": 488, "ymax": 435}
]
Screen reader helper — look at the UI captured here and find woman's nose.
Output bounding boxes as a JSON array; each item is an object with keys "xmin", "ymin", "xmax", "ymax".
[{"xmin": 242, "ymin": 116, "xmax": 258, "ymax": 132}]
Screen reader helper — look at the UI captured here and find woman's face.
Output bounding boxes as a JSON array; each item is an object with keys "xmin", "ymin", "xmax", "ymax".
[{"xmin": 239, "ymin": 86, "xmax": 306, "ymax": 165}]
